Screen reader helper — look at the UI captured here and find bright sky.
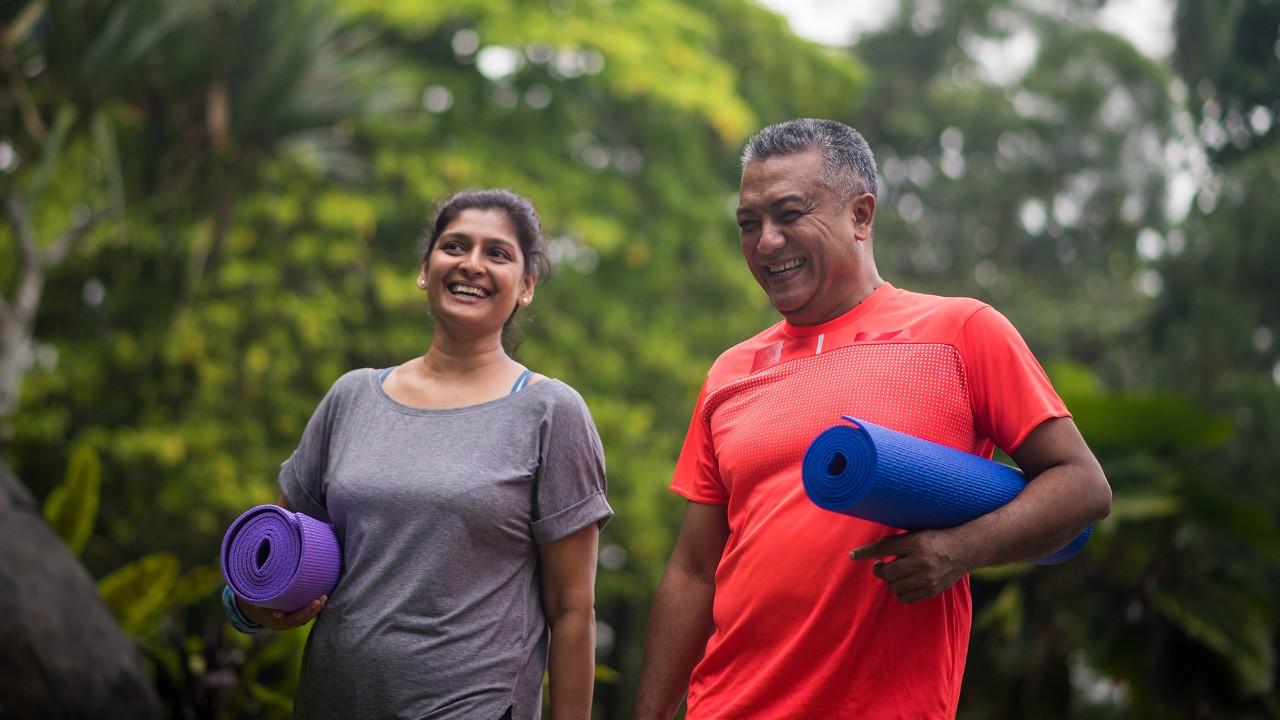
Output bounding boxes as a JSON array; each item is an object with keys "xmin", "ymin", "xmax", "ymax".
[{"xmin": 757, "ymin": 0, "xmax": 1174, "ymax": 58}]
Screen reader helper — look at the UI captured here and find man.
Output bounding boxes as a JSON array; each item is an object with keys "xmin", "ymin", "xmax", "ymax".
[{"xmin": 632, "ymin": 119, "xmax": 1112, "ymax": 719}]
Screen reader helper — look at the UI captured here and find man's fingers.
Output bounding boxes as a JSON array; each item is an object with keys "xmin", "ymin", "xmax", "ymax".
[{"xmin": 849, "ymin": 536, "xmax": 896, "ymax": 561}]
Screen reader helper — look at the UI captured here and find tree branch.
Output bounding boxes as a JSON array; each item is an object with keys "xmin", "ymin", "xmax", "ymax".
[
  {"xmin": 45, "ymin": 209, "xmax": 95, "ymax": 266},
  {"xmin": 4, "ymin": 191, "xmax": 38, "ymax": 265},
  {"xmin": 0, "ymin": 6, "xmax": 49, "ymax": 145},
  {"xmin": 3, "ymin": 192, "xmax": 42, "ymax": 331}
]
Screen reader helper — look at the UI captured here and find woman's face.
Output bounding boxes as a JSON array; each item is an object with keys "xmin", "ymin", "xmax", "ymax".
[{"xmin": 419, "ymin": 208, "xmax": 537, "ymax": 336}]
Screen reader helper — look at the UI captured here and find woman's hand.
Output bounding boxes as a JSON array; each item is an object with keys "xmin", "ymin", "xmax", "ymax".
[{"xmin": 238, "ymin": 595, "xmax": 327, "ymax": 631}]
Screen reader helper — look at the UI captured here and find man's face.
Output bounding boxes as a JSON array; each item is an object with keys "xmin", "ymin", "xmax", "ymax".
[{"xmin": 736, "ymin": 149, "xmax": 872, "ymax": 326}]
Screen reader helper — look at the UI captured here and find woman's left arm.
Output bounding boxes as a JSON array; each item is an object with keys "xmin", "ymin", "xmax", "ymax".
[{"xmin": 539, "ymin": 522, "xmax": 601, "ymax": 720}]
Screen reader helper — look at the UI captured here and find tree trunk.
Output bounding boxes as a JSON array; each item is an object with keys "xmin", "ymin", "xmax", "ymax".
[{"xmin": 0, "ymin": 461, "xmax": 160, "ymax": 720}]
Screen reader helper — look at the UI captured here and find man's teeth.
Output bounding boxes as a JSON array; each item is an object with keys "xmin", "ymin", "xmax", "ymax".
[
  {"xmin": 768, "ymin": 259, "xmax": 805, "ymax": 274},
  {"xmin": 449, "ymin": 284, "xmax": 490, "ymax": 297}
]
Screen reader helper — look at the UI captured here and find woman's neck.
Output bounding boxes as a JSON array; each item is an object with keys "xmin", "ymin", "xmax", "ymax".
[{"xmin": 420, "ymin": 327, "xmax": 513, "ymax": 378}]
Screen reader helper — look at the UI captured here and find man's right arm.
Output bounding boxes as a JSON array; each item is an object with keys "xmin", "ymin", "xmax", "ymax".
[{"xmin": 633, "ymin": 500, "xmax": 730, "ymax": 720}]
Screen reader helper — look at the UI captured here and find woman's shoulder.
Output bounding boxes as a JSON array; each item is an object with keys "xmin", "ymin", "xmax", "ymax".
[
  {"xmin": 332, "ymin": 367, "xmax": 378, "ymax": 391},
  {"xmin": 526, "ymin": 376, "xmax": 594, "ymax": 414},
  {"xmin": 315, "ymin": 367, "xmax": 380, "ymax": 406}
]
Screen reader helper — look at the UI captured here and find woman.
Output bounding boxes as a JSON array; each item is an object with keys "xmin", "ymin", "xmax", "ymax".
[{"xmin": 223, "ymin": 189, "xmax": 613, "ymax": 720}]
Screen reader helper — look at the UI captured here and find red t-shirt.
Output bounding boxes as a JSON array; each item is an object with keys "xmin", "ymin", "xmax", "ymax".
[{"xmin": 671, "ymin": 283, "xmax": 1068, "ymax": 719}]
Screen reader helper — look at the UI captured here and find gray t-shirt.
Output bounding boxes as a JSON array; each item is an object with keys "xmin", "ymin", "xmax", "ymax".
[{"xmin": 279, "ymin": 368, "xmax": 612, "ymax": 720}]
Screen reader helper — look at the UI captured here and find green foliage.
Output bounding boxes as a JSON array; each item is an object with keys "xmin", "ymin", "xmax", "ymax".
[
  {"xmin": 41, "ymin": 443, "xmax": 101, "ymax": 555},
  {"xmin": 5, "ymin": 0, "xmax": 1280, "ymax": 717},
  {"xmin": 1152, "ymin": 584, "xmax": 1274, "ymax": 697},
  {"xmin": 1051, "ymin": 360, "xmax": 1235, "ymax": 455},
  {"xmin": 97, "ymin": 552, "xmax": 182, "ymax": 635}
]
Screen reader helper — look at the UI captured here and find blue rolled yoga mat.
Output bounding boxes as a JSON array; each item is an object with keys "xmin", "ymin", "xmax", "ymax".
[
  {"xmin": 220, "ymin": 504, "xmax": 342, "ymax": 611},
  {"xmin": 801, "ymin": 416, "xmax": 1091, "ymax": 565}
]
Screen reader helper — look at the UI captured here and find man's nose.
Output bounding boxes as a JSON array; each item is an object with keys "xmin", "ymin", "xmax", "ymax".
[{"xmin": 757, "ymin": 219, "xmax": 787, "ymax": 254}]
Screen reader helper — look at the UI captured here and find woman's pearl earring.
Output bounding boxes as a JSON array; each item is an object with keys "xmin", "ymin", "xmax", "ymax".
[{"xmin": 418, "ymin": 279, "xmax": 426, "ymax": 288}]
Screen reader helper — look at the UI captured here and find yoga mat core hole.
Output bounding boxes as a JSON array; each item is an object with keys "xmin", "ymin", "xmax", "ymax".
[
  {"xmin": 255, "ymin": 539, "xmax": 271, "ymax": 570},
  {"xmin": 826, "ymin": 452, "xmax": 847, "ymax": 477}
]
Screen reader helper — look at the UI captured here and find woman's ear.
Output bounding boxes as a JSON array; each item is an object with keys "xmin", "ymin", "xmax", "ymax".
[{"xmin": 519, "ymin": 274, "xmax": 537, "ymax": 306}]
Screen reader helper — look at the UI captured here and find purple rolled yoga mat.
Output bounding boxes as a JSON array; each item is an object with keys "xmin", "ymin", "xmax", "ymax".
[{"xmin": 220, "ymin": 504, "xmax": 341, "ymax": 612}]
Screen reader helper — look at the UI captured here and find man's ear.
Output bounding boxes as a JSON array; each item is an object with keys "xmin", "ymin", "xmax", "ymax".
[{"xmin": 850, "ymin": 193, "xmax": 876, "ymax": 241}]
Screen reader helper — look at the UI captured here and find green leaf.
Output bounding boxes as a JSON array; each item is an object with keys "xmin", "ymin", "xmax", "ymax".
[
  {"xmin": 92, "ymin": 111, "xmax": 126, "ymax": 217},
  {"xmin": 1107, "ymin": 492, "xmax": 1182, "ymax": 522},
  {"xmin": 247, "ymin": 681, "xmax": 296, "ymax": 715},
  {"xmin": 1046, "ymin": 361, "xmax": 1235, "ymax": 456},
  {"xmin": 42, "ymin": 444, "xmax": 102, "ymax": 556},
  {"xmin": 1152, "ymin": 586, "xmax": 1275, "ymax": 697},
  {"xmin": 973, "ymin": 582, "xmax": 1024, "ymax": 639},
  {"xmin": 1068, "ymin": 393, "xmax": 1234, "ymax": 456},
  {"xmin": 29, "ymin": 103, "xmax": 78, "ymax": 211},
  {"xmin": 595, "ymin": 664, "xmax": 621, "ymax": 683},
  {"xmin": 167, "ymin": 564, "xmax": 228, "ymax": 610},
  {"xmin": 97, "ymin": 552, "xmax": 182, "ymax": 635}
]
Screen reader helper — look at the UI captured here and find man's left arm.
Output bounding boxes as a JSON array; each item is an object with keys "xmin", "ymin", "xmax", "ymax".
[{"xmin": 849, "ymin": 416, "xmax": 1111, "ymax": 603}]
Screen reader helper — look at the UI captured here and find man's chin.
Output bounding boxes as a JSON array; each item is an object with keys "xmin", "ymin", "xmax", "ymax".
[{"xmin": 767, "ymin": 294, "xmax": 805, "ymax": 316}]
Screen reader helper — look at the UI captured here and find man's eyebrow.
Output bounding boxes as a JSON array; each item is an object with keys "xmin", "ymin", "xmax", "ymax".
[
  {"xmin": 770, "ymin": 194, "xmax": 809, "ymax": 208},
  {"xmin": 737, "ymin": 194, "xmax": 809, "ymax": 217}
]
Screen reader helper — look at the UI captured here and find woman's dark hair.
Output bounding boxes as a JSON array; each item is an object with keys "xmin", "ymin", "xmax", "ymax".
[{"xmin": 419, "ymin": 188, "xmax": 553, "ymax": 349}]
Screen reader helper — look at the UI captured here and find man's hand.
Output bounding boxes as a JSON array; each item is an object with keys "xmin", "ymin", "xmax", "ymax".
[
  {"xmin": 849, "ymin": 529, "xmax": 970, "ymax": 604},
  {"xmin": 239, "ymin": 595, "xmax": 327, "ymax": 631}
]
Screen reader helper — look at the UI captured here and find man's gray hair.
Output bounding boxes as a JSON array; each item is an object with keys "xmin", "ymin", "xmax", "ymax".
[{"xmin": 740, "ymin": 118, "xmax": 879, "ymax": 201}]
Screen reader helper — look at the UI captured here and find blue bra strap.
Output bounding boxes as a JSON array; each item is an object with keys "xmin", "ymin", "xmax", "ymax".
[
  {"xmin": 510, "ymin": 369, "xmax": 534, "ymax": 394},
  {"xmin": 379, "ymin": 366, "xmax": 396, "ymax": 383}
]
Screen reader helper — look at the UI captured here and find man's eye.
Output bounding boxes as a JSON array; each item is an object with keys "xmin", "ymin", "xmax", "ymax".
[{"xmin": 738, "ymin": 221, "xmax": 759, "ymax": 232}]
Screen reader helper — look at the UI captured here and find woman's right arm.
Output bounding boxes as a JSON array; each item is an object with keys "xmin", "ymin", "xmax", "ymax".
[{"xmin": 232, "ymin": 495, "xmax": 328, "ymax": 631}]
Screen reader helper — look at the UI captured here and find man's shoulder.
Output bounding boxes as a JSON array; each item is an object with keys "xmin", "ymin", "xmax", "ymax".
[
  {"xmin": 695, "ymin": 287, "xmax": 1002, "ymax": 390},
  {"xmin": 704, "ymin": 319, "xmax": 789, "ymax": 382},
  {"xmin": 883, "ymin": 285, "xmax": 990, "ymax": 317}
]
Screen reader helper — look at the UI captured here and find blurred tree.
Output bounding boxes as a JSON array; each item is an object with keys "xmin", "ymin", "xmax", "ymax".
[
  {"xmin": 845, "ymin": 1, "xmax": 1280, "ymax": 717},
  {"xmin": 5, "ymin": 0, "xmax": 1277, "ymax": 718},
  {"xmin": 850, "ymin": 0, "xmax": 1176, "ymax": 378},
  {"xmin": 3, "ymin": 0, "xmax": 866, "ymax": 717},
  {"xmin": 824, "ymin": 2, "xmax": 1264, "ymax": 712},
  {"xmin": 1, "ymin": 0, "xmax": 401, "ymax": 715},
  {"xmin": 1120, "ymin": 0, "xmax": 1280, "ymax": 716}
]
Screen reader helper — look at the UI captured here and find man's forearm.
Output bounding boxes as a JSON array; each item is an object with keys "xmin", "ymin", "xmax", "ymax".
[
  {"xmin": 632, "ymin": 568, "xmax": 716, "ymax": 720},
  {"xmin": 929, "ymin": 465, "xmax": 1104, "ymax": 577}
]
